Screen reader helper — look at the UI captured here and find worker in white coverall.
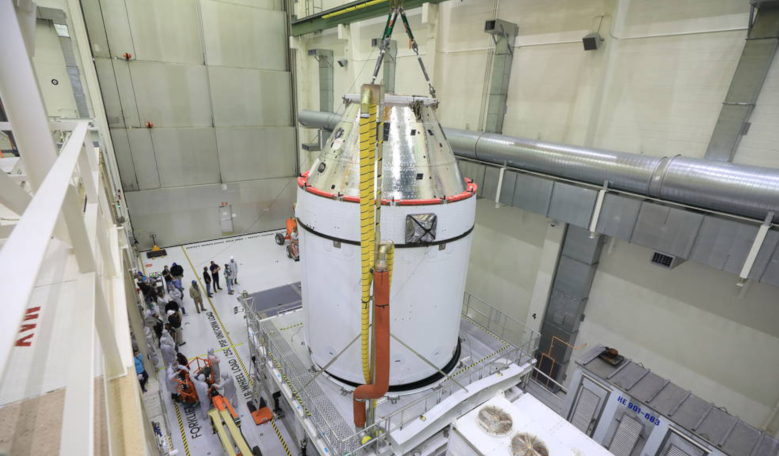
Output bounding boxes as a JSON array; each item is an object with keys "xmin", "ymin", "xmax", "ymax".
[
  {"xmin": 160, "ymin": 329, "xmax": 175, "ymax": 350},
  {"xmin": 168, "ymin": 284, "xmax": 187, "ymax": 315},
  {"xmin": 217, "ymin": 373, "xmax": 238, "ymax": 406},
  {"xmin": 229, "ymin": 256, "xmax": 239, "ymax": 285},
  {"xmin": 160, "ymin": 339, "xmax": 176, "ymax": 366},
  {"xmin": 166, "ymin": 362, "xmax": 182, "ymax": 401},
  {"xmin": 143, "ymin": 327, "xmax": 161, "ymax": 367},
  {"xmin": 192, "ymin": 374, "xmax": 212, "ymax": 419},
  {"xmin": 224, "ymin": 264, "xmax": 234, "ymax": 295},
  {"xmin": 207, "ymin": 348, "xmax": 221, "ymax": 379}
]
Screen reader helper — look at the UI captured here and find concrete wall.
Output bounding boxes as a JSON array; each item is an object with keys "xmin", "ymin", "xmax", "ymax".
[
  {"xmin": 82, "ymin": 0, "xmax": 297, "ymax": 249},
  {"xmin": 292, "ymin": 0, "xmax": 779, "ymax": 433},
  {"xmin": 466, "ymin": 199, "xmax": 547, "ymax": 323},
  {"xmin": 582, "ymin": 237, "xmax": 779, "ymax": 430}
]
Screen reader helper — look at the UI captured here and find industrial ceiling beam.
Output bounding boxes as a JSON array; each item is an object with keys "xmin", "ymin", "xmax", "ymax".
[{"xmin": 290, "ymin": 0, "xmax": 449, "ymax": 37}]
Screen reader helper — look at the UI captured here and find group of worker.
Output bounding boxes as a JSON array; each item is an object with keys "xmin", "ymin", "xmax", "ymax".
[
  {"xmin": 202, "ymin": 256, "xmax": 240, "ymax": 297},
  {"xmin": 135, "ymin": 254, "xmax": 243, "ymax": 416},
  {"xmin": 162, "ymin": 345, "xmax": 238, "ymax": 419}
]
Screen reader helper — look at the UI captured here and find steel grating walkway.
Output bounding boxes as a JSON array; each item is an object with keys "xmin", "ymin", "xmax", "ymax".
[{"xmin": 263, "ymin": 321, "xmax": 359, "ymax": 455}]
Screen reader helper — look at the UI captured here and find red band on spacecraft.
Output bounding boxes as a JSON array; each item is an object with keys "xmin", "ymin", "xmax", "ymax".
[{"xmin": 297, "ymin": 172, "xmax": 477, "ymax": 206}]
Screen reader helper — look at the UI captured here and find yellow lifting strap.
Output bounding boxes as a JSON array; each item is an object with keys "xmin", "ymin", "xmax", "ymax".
[{"xmin": 359, "ymin": 84, "xmax": 381, "ymax": 384}]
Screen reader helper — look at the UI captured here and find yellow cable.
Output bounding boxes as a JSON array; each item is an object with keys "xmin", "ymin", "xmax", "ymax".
[{"xmin": 359, "ymin": 86, "xmax": 378, "ymax": 384}]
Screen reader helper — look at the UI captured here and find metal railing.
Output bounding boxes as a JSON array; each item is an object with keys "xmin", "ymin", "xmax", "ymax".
[
  {"xmin": 0, "ymin": 119, "xmax": 130, "ymax": 454},
  {"xmin": 527, "ymin": 366, "xmax": 569, "ymax": 413},
  {"xmin": 250, "ymin": 291, "xmax": 541, "ymax": 455}
]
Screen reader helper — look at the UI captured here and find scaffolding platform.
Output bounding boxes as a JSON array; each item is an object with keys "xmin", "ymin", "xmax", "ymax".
[{"xmin": 243, "ymin": 289, "xmax": 539, "ymax": 455}]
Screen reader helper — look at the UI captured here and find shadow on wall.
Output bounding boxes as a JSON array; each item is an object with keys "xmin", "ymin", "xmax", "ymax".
[
  {"xmin": 595, "ymin": 239, "xmax": 779, "ymax": 339},
  {"xmin": 466, "ymin": 199, "xmax": 549, "ymax": 323},
  {"xmin": 126, "ymin": 178, "xmax": 296, "ymax": 250}
]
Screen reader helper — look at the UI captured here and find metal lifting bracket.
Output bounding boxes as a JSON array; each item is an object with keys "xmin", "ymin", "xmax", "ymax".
[{"xmin": 370, "ymin": 4, "xmax": 437, "ymax": 98}]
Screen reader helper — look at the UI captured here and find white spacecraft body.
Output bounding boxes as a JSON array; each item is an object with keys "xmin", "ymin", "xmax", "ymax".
[{"xmin": 296, "ymin": 94, "xmax": 477, "ymax": 388}]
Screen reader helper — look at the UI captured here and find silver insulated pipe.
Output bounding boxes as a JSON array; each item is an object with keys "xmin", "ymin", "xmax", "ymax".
[{"xmin": 299, "ymin": 110, "xmax": 779, "ymax": 221}]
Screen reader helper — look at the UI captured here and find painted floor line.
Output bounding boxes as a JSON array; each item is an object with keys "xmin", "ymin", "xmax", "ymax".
[
  {"xmin": 271, "ymin": 419, "xmax": 293, "ymax": 456},
  {"xmin": 156, "ymin": 342, "xmax": 245, "ymax": 373},
  {"xmin": 180, "ymin": 246, "xmax": 252, "ymax": 383},
  {"xmin": 173, "ymin": 401, "xmax": 192, "ymax": 456}
]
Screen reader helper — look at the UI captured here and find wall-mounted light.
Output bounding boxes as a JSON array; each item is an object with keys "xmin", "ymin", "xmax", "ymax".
[
  {"xmin": 582, "ymin": 32, "xmax": 604, "ymax": 51},
  {"xmin": 337, "ymin": 58, "xmax": 348, "ymax": 68}
]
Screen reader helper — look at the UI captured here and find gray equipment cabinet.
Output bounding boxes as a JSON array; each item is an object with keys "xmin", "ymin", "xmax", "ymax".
[{"xmin": 563, "ymin": 346, "xmax": 779, "ymax": 456}]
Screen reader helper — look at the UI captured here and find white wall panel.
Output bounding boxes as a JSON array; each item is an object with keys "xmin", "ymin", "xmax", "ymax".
[
  {"xmin": 94, "ymin": 58, "xmax": 125, "ymax": 127},
  {"xmin": 109, "ymin": 128, "xmax": 139, "ymax": 191},
  {"xmin": 622, "ymin": 0, "xmax": 747, "ymax": 36},
  {"xmin": 434, "ymin": 52, "xmax": 489, "ymax": 130},
  {"xmin": 503, "ymin": 42, "xmax": 595, "ymax": 144},
  {"xmin": 126, "ymin": 0, "xmax": 204, "ymax": 65},
  {"xmin": 592, "ymin": 31, "xmax": 745, "ymax": 158},
  {"xmin": 130, "ymin": 61, "xmax": 212, "ymax": 127},
  {"xmin": 466, "ymin": 201, "xmax": 548, "ymax": 323},
  {"xmin": 80, "ymin": 0, "xmax": 111, "ymax": 57},
  {"xmin": 215, "ymin": 127, "xmax": 295, "ymax": 182},
  {"xmin": 124, "ymin": 177, "xmax": 295, "ymax": 248},
  {"xmin": 112, "ymin": 59, "xmax": 140, "ymax": 127},
  {"xmin": 98, "ymin": 0, "xmax": 135, "ymax": 57},
  {"xmin": 151, "ymin": 128, "xmax": 221, "ymax": 187},
  {"xmin": 209, "ymin": 67, "xmax": 292, "ymax": 127},
  {"xmin": 127, "ymin": 128, "xmax": 161, "ymax": 190},
  {"xmin": 201, "ymin": 0, "xmax": 286, "ymax": 70}
]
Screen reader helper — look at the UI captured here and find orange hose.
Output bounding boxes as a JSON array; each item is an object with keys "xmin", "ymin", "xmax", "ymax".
[{"xmin": 353, "ymin": 268, "xmax": 391, "ymax": 428}]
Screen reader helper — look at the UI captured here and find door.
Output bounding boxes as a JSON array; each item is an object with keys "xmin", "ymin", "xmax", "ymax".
[
  {"xmin": 219, "ymin": 204, "xmax": 234, "ymax": 235},
  {"xmin": 568, "ymin": 377, "xmax": 610, "ymax": 436},
  {"xmin": 609, "ymin": 416, "xmax": 644, "ymax": 456}
]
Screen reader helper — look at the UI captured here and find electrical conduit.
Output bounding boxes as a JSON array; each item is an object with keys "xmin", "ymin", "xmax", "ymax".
[{"xmin": 353, "ymin": 243, "xmax": 393, "ymax": 428}]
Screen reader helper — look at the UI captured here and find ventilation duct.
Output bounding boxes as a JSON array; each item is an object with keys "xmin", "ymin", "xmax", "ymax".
[
  {"xmin": 650, "ymin": 252, "xmax": 685, "ymax": 270},
  {"xmin": 477, "ymin": 406, "xmax": 514, "ymax": 436},
  {"xmin": 299, "ymin": 110, "xmax": 779, "ymax": 222}
]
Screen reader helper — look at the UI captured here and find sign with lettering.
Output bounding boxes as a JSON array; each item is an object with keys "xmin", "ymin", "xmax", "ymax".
[
  {"xmin": 617, "ymin": 395, "xmax": 661, "ymax": 426},
  {"xmin": 16, "ymin": 307, "xmax": 41, "ymax": 347}
]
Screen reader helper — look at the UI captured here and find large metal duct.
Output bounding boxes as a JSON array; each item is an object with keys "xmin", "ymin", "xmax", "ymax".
[{"xmin": 299, "ymin": 109, "xmax": 779, "ymax": 221}]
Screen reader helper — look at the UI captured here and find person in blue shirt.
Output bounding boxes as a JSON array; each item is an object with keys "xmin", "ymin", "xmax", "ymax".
[{"xmin": 134, "ymin": 348, "xmax": 149, "ymax": 393}]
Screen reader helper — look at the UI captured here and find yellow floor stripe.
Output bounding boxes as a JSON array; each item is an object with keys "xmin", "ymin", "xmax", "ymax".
[
  {"xmin": 139, "ymin": 254, "xmax": 148, "ymax": 275},
  {"xmin": 159, "ymin": 342, "xmax": 247, "ymax": 372},
  {"xmin": 271, "ymin": 419, "xmax": 293, "ymax": 456},
  {"xmin": 191, "ymin": 342, "xmax": 245, "ymax": 360},
  {"xmin": 180, "ymin": 247, "xmax": 252, "ymax": 385},
  {"xmin": 278, "ymin": 322, "xmax": 303, "ymax": 331},
  {"xmin": 173, "ymin": 401, "xmax": 191, "ymax": 456}
]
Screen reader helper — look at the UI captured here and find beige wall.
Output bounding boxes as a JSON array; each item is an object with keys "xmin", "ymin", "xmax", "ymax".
[
  {"xmin": 581, "ymin": 238, "xmax": 779, "ymax": 428},
  {"xmin": 81, "ymin": 0, "xmax": 297, "ymax": 248},
  {"xmin": 466, "ymin": 200, "xmax": 547, "ymax": 324}
]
